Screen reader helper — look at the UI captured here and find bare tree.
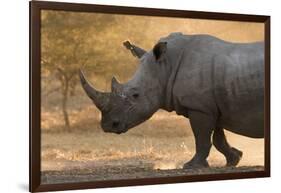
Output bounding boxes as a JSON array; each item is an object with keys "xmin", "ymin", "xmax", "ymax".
[{"xmin": 41, "ymin": 11, "xmax": 115, "ymax": 131}]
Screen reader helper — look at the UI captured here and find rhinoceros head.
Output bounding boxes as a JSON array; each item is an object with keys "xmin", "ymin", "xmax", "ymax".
[{"xmin": 80, "ymin": 41, "xmax": 168, "ymax": 134}]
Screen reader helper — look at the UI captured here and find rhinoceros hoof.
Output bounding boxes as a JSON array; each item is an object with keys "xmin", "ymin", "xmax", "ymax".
[
  {"xmin": 183, "ymin": 159, "xmax": 209, "ymax": 169},
  {"xmin": 226, "ymin": 147, "xmax": 243, "ymax": 167}
]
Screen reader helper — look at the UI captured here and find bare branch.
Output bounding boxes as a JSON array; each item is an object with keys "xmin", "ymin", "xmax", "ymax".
[{"xmin": 43, "ymin": 86, "xmax": 61, "ymax": 96}]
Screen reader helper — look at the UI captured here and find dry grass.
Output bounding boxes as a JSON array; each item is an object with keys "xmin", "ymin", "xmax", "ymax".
[
  {"xmin": 41, "ymin": 109, "xmax": 264, "ymax": 172},
  {"xmin": 42, "ymin": 110, "xmax": 193, "ymax": 170}
]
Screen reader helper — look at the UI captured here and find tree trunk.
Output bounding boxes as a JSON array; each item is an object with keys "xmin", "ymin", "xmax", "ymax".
[{"xmin": 62, "ymin": 79, "xmax": 71, "ymax": 131}]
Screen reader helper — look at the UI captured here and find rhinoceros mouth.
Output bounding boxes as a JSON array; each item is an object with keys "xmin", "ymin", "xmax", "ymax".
[
  {"xmin": 108, "ymin": 129, "xmax": 128, "ymax": 135},
  {"xmin": 115, "ymin": 130, "xmax": 126, "ymax": 135},
  {"xmin": 101, "ymin": 122, "xmax": 129, "ymax": 134},
  {"xmin": 103, "ymin": 129, "xmax": 125, "ymax": 134}
]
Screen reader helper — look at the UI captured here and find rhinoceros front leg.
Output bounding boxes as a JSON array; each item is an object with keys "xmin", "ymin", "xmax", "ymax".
[
  {"xmin": 213, "ymin": 127, "xmax": 243, "ymax": 166},
  {"xmin": 183, "ymin": 111, "xmax": 215, "ymax": 169}
]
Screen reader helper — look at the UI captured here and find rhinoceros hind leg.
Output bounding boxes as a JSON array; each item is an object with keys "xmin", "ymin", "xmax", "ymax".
[
  {"xmin": 226, "ymin": 147, "xmax": 243, "ymax": 166},
  {"xmin": 183, "ymin": 157, "xmax": 209, "ymax": 169},
  {"xmin": 183, "ymin": 111, "xmax": 215, "ymax": 169},
  {"xmin": 213, "ymin": 127, "xmax": 243, "ymax": 166}
]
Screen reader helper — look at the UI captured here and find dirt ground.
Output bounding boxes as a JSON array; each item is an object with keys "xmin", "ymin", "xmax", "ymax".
[
  {"xmin": 41, "ymin": 163, "xmax": 264, "ymax": 184},
  {"xmin": 41, "ymin": 110, "xmax": 264, "ymax": 184}
]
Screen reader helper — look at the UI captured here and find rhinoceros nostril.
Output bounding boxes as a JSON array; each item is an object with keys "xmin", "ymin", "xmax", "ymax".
[{"xmin": 112, "ymin": 120, "xmax": 120, "ymax": 128}]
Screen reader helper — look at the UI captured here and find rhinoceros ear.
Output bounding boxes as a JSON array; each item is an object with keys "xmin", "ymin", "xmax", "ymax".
[
  {"xmin": 111, "ymin": 76, "xmax": 122, "ymax": 93},
  {"xmin": 153, "ymin": 42, "xmax": 167, "ymax": 61}
]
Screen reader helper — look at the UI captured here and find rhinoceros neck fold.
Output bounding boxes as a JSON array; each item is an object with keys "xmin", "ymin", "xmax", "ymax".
[{"xmin": 162, "ymin": 48, "xmax": 185, "ymax": 112}]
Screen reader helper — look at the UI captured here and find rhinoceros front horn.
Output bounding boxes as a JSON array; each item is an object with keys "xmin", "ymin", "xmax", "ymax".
[{"xmin": 79, "ymin": 70, "xmax": 110, "ymax": 111}]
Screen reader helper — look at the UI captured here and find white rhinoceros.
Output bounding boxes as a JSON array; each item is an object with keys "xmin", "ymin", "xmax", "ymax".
[{"xmin": 79, "ymin": 32, "xmax": 264, "ymax": 168}]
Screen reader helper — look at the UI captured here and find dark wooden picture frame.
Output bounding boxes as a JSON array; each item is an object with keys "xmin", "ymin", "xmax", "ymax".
[{"xmin": 30, "ymin": 1, "xmax": 270, "ymax": 192}]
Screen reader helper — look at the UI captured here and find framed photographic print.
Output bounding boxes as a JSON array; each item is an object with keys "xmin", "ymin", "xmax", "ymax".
[{"xmin": 30, "ymin": 1, "xmax": 270, "ymax": 192}]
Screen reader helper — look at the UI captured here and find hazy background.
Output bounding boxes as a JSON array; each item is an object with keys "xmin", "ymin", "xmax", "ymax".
[{"xmin": 41, "ymin": 10, "xmax": 264, "ymax": 182}]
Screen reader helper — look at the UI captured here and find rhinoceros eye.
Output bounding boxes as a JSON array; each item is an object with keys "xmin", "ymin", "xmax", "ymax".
[{"xmin": 132, "ymin": 93, "xmax": 139, "ymax": 99}]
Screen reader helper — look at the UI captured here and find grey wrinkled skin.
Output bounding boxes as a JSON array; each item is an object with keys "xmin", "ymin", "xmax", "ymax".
[{"xmin": 80, "ymin": 32, "xmax": 264, "ymax": 168}]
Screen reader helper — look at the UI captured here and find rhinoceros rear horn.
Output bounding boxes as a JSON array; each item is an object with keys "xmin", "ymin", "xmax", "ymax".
[
  {"xmin": 79, "ymin": 70, "xmax": 110, "ymax": 111},
  {"xmin": 111, "ymin": 76, "xmax": 122, "ymax": 93}
]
